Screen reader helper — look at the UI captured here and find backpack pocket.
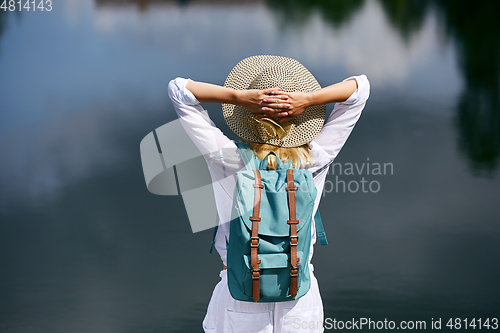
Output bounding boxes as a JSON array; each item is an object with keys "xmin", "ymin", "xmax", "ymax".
[{"xmin": 242, "ymin": 251, "xmax": 305, "ymax": 301}]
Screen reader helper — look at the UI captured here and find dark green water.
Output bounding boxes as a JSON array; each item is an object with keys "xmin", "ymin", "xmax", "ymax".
[{"xmin": 1, "ymin": 0, "xmax": 499, "ymax": 332}]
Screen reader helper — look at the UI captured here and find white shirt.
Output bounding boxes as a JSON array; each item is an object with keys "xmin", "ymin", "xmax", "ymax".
[{"xmin": 168, "ymin": 75, "xmax": 370, "ymax": 266}]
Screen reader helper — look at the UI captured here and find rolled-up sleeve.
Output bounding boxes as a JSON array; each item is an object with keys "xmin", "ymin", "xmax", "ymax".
[
  {"xmin": 311, "ymin": 74, "xmax": 370, "ymax": 160},
  {"xmin": 168, "ymin": 78, "xmax": 232, "ymax": 157}
]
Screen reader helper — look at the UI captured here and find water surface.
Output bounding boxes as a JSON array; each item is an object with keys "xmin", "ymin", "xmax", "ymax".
[{"xmin": 1, "ymin": 0, "xmax": 499, "ymax": 332}]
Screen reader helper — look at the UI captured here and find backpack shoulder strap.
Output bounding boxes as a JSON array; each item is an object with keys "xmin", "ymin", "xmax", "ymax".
[
  {"xmin": 209, "ymin": 225, "xmax": 218, "ymax": 253},
  {"xmin": 209, "ymin": 214, "xmax": 220, "ymax": 253},
  {"xmin": 314, "ymin": 210, "xmax": 328, "ymax": 246},
  {"xmin": 235, "ymin": 142, "xmax": 259, "ymax": 170}
]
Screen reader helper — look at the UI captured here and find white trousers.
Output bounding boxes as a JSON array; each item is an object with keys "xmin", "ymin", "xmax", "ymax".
[{"xmin": 202, "ymin": 265, "xmax": 324, "ymax": 333}]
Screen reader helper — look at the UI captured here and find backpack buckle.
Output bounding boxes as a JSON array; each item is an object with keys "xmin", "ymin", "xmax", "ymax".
[
  {"xmin": 290, "ymin": 267, "xmax": 299, "ymax": 277},
  {"xmin": 250, "ymin": 237, "xmax": 259, "ymax": 248}
]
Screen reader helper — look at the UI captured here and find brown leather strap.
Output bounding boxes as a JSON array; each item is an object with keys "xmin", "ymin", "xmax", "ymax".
[
  {"xmin": 287, "ymin": 169, "xmax": 300, "ymax": 298},
  {"xmin": 250, "ymin": 170, "xmax": 263, "ymax": 302}
]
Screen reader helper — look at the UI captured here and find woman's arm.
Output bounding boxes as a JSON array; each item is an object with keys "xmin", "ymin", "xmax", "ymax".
[
  {"xmin": 185, "ymin": 80, "xmax": 291, "ymax": 118},
  {"xmin": 184, "ymin": 78, "xmax": 359, "ymax": 124}
]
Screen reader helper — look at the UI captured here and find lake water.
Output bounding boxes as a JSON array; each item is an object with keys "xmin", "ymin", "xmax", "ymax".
[{"xmin": 1, "ymin": 0, "xmax": 499, "ymax": 332}]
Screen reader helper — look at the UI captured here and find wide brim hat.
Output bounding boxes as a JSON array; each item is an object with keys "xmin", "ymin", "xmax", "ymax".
[{"xmin": 223, "ymin": 55, "xmax": 326, "ymax": 148}]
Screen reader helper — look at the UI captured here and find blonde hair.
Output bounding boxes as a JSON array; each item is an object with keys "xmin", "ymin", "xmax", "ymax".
[{"xmin": 245, "ymin": 141, "xmax": 313, "ymax": 170}]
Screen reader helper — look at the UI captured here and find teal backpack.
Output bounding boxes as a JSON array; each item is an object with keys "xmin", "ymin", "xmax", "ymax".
[{"xmin": 222, "ymin": 143, "xmax": 328, "ymax": 303}]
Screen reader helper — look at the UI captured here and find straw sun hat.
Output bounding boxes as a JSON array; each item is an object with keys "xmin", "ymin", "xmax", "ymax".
[{"xmin": 223, "ymin": 55, "xmax": 326, "ymax": 148}]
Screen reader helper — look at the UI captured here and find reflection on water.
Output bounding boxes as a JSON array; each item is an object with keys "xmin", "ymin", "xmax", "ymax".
[
  {"xmin": 377, "ymin": 0, "xmax": 500, "ymax": 175},
  {"xmin": 0, "ymin": 10, "xmax": 6, "ymax": 53},
  {"xmin": 266, "ymin": 0, "xmax": 366, "ymax": 29},
  {"xmin": 271, "ymin": 0, "xmax": 500, "ymax": 174},
  {"xmin": 378, "ymin": 0, "xmax": 431, "ymax": 43},
  {"xmin": 96, "ymin": 0, "xmax": 261, "ymax": 11},
  {"xmin": 435, "ymin": 0, "xmax": 500, "ymax": 176},
  {"xmin": 0, "ymin": 0, "xmax": 499, "ymax": 332}
]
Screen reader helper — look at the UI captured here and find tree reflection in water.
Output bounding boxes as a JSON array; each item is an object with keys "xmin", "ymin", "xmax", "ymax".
[
  {"xmin": 378, "ymin": 0, "xmax": 431, "ymax": 43},
  {"xmin": 0, "ymin": 11, "xmax": 7, "ymax": 54},
  {"xmin": 267, "ymin": 0, "xmax": 500, "ymax": 176},
  {"xmin": 435, "ymin": 0, "xmax": 500, "ymax": 176},
  {"xmin": 266, "ymin": 0, "xmax": 365, "ymax": 29},
  {"xmin": 378, "ymin": 0, "xmax": 500, "ymax": 176},
  {"xmin": 2, "ymin": 0, "xmax": 498, "ymax": 175}
]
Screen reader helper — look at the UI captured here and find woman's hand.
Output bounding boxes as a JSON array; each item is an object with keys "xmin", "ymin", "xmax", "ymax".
[
  {"xmin": 185, "ymin": 81, "xmax": 290, "ymax": 117},
  {"xmin": 261, "ymin": 79, "xmax": 358, "ymax": 122},
  {"xmin": 237, "ymin": 88, "xmax": 291, "ymax": 118},
  {"xmin": 262, "ymin": 91, "xmax": 313, "ymax": 122}
]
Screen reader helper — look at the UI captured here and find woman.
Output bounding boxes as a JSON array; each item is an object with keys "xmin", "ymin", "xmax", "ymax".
[{"xmin": 168, "ymin": 55, "xmax": 370, "ymax": 332}]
